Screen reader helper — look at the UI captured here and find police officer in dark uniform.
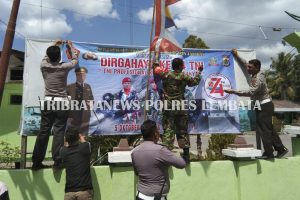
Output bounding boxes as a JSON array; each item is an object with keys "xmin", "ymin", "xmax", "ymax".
[
  {"xmin": 67, "ymin": 67, "xmax": 94, "ymax": 134},
  {"xmin": 225, "ymin": 49, "xmax": 288, "ymax": 159}
]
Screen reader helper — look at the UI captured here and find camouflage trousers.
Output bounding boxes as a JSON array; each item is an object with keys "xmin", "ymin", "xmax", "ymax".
[{"xmin": 162, "ymin": 110, "xmax": 190, "ymax": 150}]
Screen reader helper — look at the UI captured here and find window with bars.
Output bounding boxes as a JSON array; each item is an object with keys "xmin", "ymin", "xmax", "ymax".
[
  {"xmin": 10, "ymin": 94, "xmax": 22, "ymax": 105},
  {"xmin": 10, "ymin": 65, "xmax": 23, "ymax": 81}
]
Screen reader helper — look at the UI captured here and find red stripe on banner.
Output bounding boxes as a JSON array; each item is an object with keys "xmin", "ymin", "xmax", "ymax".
[
  {"xmin": 159, "ymin": 38, "xmax": 182, "ymax": 52},
  {"xmin": 155, "ymin": 0, "xmax": 162, "ymax": 37},
  {"xmin": 166, "ymin": 0, "xmax": 180, "ymax": 6},
  {"xmin": 152, "ymin": 0, "xmax": 181, "ymax": 52},
  {"xmin": 150, "ymin": 36, "xmax": 181, "ymax": 52},
  {"xmin": 150, "ymin": 36, "xmax": 159, "ymax": 51}
]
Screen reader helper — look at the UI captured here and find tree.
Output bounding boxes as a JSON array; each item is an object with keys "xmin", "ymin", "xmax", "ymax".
[
  {"xmin": 183, "ymin": 35, "xmax": 209, "ymax": 49},
  {"xmin": 266, "ymin": 52, "xmax": 295, "ymax": 100},
  {"xmin": 291, "ymin": 54, "xmax": 300, "ymax": 101}
]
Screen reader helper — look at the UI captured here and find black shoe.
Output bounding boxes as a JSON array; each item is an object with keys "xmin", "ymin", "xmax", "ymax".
[
  {"xmin": 276, "ymin": 147, "xmax": 288, "ymax": 158},
  {"xmin": 31, "ymin": 163, "xmax": 49, "ymax": 170},
  {"xmin": 256, "ymin": 153, "xmax": 275, "ymax": 160},
  {"xmin": 182, "ymin": 148, "xmax": 190, "ymax": 164}
]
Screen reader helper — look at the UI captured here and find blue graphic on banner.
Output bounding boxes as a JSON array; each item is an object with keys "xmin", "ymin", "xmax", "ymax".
[
  {"xmin": 22, "ymin": 43, "xmax": 245, "ymax": 135},
  {"xmin": 65, "ymin": 44, "xmax": 240, "ymax": 134}
]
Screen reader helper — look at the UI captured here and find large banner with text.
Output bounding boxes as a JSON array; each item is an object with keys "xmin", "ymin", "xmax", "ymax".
[{"xmin": 21, "ymin": 39, "xmax": 256, "ymax": 135}]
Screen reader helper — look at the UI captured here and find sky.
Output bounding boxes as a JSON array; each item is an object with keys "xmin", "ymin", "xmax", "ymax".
[{"xmin": 1, "ymin": 0, "xmax": 300, "ymax": 68}]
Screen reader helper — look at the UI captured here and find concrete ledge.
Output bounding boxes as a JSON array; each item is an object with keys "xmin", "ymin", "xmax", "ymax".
[
  {"xmin": 1, "ymin": 158, "xmax": 300, "ymax": 200},
  {"xmin": 222, "ymin": 149, "xmax": 262, "ymax": 158},
  {"xmin": 108, "ymin": 151, "xmax": 132, "ymax": 163},
  {"xmin": 283, "ymin": 125, "xmax": 300, "ymax": 135}
]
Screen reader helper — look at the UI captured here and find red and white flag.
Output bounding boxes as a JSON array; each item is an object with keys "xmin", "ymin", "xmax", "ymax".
[{"xmin": 151, "ymin": 0, "xmax": 182, "ymax": 53}]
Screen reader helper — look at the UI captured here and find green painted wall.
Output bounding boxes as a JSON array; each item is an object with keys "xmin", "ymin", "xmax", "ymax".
[
  {"xmin": 238, "ymin": 158, "xmax": 300, "ymax": 200},
  {"xmin": 168, "ymin": 161, "xmax": 238, "ymax": 200},
  {"xmin": 0, "ymin": 83, "xmax": 52, "ymax": 157},
  {"xmin": 2, "ymin": 84, "xmax": 300, "ymax": 200},
  {"xmin": 292, "ymin": 137, "xmax": 300, "ymax": 156},
  {"xmin": 0, "ymin": 83, "xmax": 22, "ymax": 138},
  {"xmin": 1, "ymin": 158, "xmax": 300, "ymax": 200}
]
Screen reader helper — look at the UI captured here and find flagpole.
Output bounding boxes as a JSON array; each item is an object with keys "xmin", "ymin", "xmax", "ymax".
[{"xmin": 144, "ymin": 0, "xmax": 156, "ymax": 121}]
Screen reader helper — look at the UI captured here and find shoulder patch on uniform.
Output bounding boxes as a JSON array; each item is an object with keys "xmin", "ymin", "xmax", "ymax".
[{"xmin": 251, "ymin": 79, "xmax": 257, "ymax": 87}]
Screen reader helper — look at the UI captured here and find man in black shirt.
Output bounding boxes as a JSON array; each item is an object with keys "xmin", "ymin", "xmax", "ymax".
[{"xmin": 60, "ymin": 127, "xmax": 93, "ymax": 200}]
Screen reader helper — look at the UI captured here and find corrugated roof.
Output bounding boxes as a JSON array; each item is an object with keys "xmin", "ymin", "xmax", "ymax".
[
  {"xmin": 0, "ymin": 49, "xmax": 24, "ymax": 61},
  {"xmin": 273, "ymin": 100, "xmax": 300, "ymax": 112}
]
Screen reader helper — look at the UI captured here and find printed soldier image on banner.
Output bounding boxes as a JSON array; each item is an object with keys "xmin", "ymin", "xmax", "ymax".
[{"xmin": 21, "ymin": 40, "xmax": 256, "ymax": 136}]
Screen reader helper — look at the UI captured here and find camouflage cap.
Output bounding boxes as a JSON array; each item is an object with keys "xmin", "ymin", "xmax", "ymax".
[{"xmin": 152, "ymin": 62, "xmax": 159, "ymax": 67}]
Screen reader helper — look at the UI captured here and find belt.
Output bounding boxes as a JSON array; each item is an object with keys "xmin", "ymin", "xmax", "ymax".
[
  {"xmin": 44, "ymin": 96, "xmax": 69, "ymax": 101},
  {"xmin": 137, "ymin": 192, "xmax": 167, "ymax": 200},
  {"xmin": 260, "ymin": 98, "xmax": 271, "ymax": 104}
]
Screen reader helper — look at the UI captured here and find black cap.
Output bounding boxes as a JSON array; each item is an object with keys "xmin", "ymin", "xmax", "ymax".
[{"xmin": 75, "ymin": 67, "xmax": 88, "ymax": 74}]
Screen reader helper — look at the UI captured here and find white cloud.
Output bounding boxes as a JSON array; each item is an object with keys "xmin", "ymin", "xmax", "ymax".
[
  {"xmin": 18, "ymin": 17, "xmax": 72, "ymax": 39},
  {"xmin": 256, "ymin": 42, "xmax": 294, "ymax": 69},
  {"xmin": 52, "ymin": 0, "xmax": 119, "ymax": 20},
  {"xmin": 0, "ymin": 0, "xmax": 12, "ymax": 32},
  {"xmin": 0, "ymin": 0, "xmax": 118, "ymax": 39},
  {"xmin": 137, "ymin": 7, "xmax": 153, "ymax": 23},
  {"xmin": 257, "ymin": 43, "xmax": 287, "ymax": 59},
  {"xmin": 16, "ymin": 0, "xmax": 73, "ymax": 39},
  {"xmin": 136, "ymin": 0, "xmax": 300, "ymax": 66}
]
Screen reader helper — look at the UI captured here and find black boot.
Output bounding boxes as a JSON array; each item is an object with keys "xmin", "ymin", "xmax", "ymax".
[
  {"xmin": 276, "ymin": 147, "xmax": 288, "ymax": 158},
  {"xmin": 182, "ymin": 148, "xmax": 190, "ymax": 163}
]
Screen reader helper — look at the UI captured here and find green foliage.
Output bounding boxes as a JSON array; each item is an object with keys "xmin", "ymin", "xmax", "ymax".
[
  {"xmin": 266, "ymin": 52, "xmax": 295, "ymax": 100},
  {"xmin": 291, "ymin": 54, "xmax": 300, "ymax": 101},
  {"xmin": 87, "ymin": 136, "xmax": 119, "ymax": 164},
  {"xmin": 88, "ymin": 135, "xmax": 141, "ymax": 165},
  {"xmin": 183, "ymin": 35, "xmax": 209, "ymax": 49},
  {"xmin": 0, "ymin": 141, "xmax": 20, "ymax": 166},
  {"xmin": 205, "ymin": 134, "xmax": 236, "ymax": 161},
  {"xmin": 273, "ymin": 116, "xmax": 284, "ymax": 134}
]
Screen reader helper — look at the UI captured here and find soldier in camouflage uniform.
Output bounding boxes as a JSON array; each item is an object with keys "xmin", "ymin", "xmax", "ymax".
[{"xmin": 153, "ymin": 58, "xmax": 203, "ymax": 162}]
